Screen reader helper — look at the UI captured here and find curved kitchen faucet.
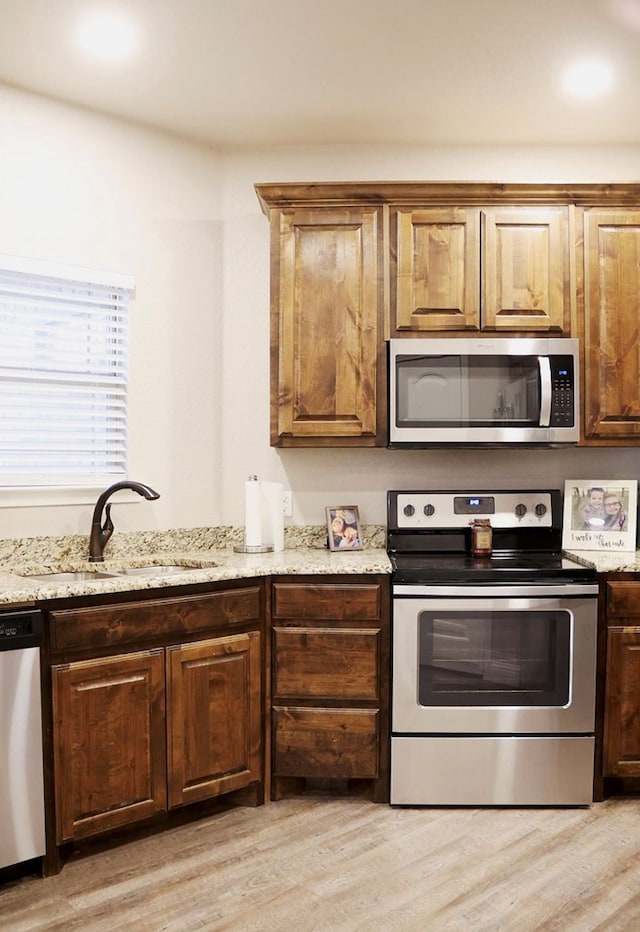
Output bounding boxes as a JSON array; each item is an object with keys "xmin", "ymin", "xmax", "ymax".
[{"xmin": 89, "ymin": 480, "xmax": 160, "ymax": 562}]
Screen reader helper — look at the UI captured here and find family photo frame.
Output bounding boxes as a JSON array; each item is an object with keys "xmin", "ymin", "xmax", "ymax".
[
  {"xmin": 562, "ymin": 480, "xmax": 638, "ymax": 553},
  {"xmin": 326, "ymin": 505, "xmax": 363, "ymax": 552}
]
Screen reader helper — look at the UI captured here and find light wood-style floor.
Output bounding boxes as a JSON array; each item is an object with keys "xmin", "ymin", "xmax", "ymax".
[{"xmin": 2, "ymin": 795, "xmax": 640, "ymax": 931}]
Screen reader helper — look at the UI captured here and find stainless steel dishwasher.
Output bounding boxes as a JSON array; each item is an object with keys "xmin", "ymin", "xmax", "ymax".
[{"xmin": 0, "ymin": 608, "xmax": 45, "ymax": 869}]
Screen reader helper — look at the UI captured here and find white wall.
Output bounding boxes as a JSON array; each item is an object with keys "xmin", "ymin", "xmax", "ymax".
[
  {"xmin": 0, "ymin": 85, "xmax": 224, "ymax": 537},
  {"xmin": 1, "ymin": 83, "xmax": 639, "ymax": 538}
]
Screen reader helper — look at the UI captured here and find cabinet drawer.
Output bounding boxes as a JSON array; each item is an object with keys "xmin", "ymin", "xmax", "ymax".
[
  {"xmin": 49, "ymin": 585, "xmax": 262, "ymax": 651},
  {"xmin": 272, "ymin": 583, "xmax": 381, "ymax": 621},
  {"xmin": 273, "ymin": 626, "xmax": 380, "ymax": 699},
  {"xmin": 273, "ymin": 707, "xmax": 379, "ymax": 779},
  {"xmin": 606, "ymin": 582, "xmax": 640, "ymax": 619}
]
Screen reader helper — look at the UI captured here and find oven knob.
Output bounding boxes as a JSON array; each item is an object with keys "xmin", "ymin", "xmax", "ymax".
[
  {"xmin": 403, "ymin": 504, "xmax": 415, "ymax": 517},
  {"xmin": 515, "ymin": 503, "xmax": 527, "ymax": 517},
  {"xmin": 423, "ymin": 504, "xmax": 435, "ymax": 517},
  {"xmin": 535, "ymin": 503, "xmax": 547, "ymax": 517}
]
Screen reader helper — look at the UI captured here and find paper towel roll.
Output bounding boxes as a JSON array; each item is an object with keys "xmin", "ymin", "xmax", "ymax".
[{"xmin": 244, "ymin": 476, "xmax": 262, "ymax": 548}]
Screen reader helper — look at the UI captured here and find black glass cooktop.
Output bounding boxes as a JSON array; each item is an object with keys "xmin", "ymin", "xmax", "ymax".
[{"xmin": 390, "ymin": 551, "xmax": 597, "ymax": 585}]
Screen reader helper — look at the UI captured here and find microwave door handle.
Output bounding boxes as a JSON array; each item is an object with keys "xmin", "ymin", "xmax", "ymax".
[{"xmin": 538, "ymin": 356, "xmax": 552, "ymax": 426}]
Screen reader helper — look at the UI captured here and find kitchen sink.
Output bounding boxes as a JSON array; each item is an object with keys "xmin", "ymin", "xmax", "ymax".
[
  {"xmin": 112, "ymin": 564, "xmax": 212, "ymax": 577},
  {"xmin": 25, "ymin": 571, "xmax": 120, "ymax": 582}
]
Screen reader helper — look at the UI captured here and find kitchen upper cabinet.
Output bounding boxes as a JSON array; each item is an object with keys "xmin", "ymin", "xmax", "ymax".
[
  {"xmin": 267, "ymin": 204, "xmax": 384, "ymax": 447},
  {"xmin": 583, "ymin": 209, "xmax": 640, "ymax": 441},
  {"xmin": 392, "ymin": 206, "xmax": 569, "ymax": 334},
  {"xmin": 257, "ymin": 181, "xmax": 640, "ymax": 448}
]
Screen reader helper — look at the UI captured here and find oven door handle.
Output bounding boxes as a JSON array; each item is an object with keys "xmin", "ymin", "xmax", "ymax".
[
  {"xmin": 538, "ymin": 356, "xmax": 552, "ymax": 427},
  {"xmin": 393, "ymin": 583, "xmax": 599, "ymax": 598}
]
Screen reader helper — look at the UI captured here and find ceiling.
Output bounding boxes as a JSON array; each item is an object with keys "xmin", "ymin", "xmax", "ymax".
[{"xmin": 2, "ymin": 0, "xmax": 640, "ymax": 147}]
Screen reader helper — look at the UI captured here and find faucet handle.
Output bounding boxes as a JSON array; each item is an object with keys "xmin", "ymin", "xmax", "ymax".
[{"xmin": 102, "ymin": 503, "xmax": 114, "ymax": 541}]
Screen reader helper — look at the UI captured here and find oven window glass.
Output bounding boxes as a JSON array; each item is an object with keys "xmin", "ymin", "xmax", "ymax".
[
  {"xmin": 418, "ymin": 609, "xmax": 570, "ymax": 707},
  {"xmin": 396, "ymin": 354, "xmax": 540, "ymax": 427}
]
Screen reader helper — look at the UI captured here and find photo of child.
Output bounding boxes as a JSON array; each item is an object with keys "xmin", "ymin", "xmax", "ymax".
[
  {"xmin": 563, "ymin": 479, "xmax": 638, "ymax": 553},
  {"xmin": 326, "ymin": 506, "xmax": 363, "ymax": 551},
  {"xmin": 573, "ymin": 485, "xmax": 628, "ymax": 532},
  {"xmin": 581, "ymin": 487, "xmax": 606, "ymax": 529}
]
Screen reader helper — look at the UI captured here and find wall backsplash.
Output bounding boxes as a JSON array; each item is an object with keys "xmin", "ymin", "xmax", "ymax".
[{"xmin": 0, "ymin": 524, "xmax": 386, "ymax": 571}]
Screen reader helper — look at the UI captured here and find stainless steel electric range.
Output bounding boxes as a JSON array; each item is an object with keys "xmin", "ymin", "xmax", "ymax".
[{"xmin": 387, "ymin": 489, "xmax": 599, "ymax": 807}]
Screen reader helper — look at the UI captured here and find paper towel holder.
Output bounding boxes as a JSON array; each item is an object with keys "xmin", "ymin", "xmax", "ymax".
[{"xmin": 233, "ymin": 539, "xmax": 274, "ymax": 554}]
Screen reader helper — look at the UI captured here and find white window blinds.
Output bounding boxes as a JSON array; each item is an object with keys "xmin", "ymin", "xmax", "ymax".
[{"xmin": 0, "ymin": 255, "xmax": 133, "ymax": 488}]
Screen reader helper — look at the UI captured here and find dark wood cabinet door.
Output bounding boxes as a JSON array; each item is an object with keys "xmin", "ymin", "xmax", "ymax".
[
  {"xmin": 273, "ymin": 626, "xmax": 380, "ymax": 700},
  {"xmin": 584, "ymin": 209, "xmax": 640, "ymax": 440},
  {"xmin": 394, "ymin": 207, "xmax": 480, "ymax": 332},
  {"xmin": 166, "ymin": 631, "xmax": 262, "ymax": 807},
  {"xmin": 52, "ymin": 650, "xmax": 166, "ymax": 842},
  {"xmin": 271, "ymin": 206, "xmax": 383, "ymax": 446},
  {"xmin": 393, "ymin": 205, "xmax": 567, "ymax": 334},
  {"xmin": 604, "ymin": 626, "xmax": 640, "ymax": 777},
  {"xmin": 273, "ymin": 707, "xmax": 379, "ymax": 779},
  {"xmin": 482, "ymin": 207, "xmax": 567, "ymax": 332},
  {"xmin": 272, "ymin": 582, "xmax": 381, "ymax": 621}
]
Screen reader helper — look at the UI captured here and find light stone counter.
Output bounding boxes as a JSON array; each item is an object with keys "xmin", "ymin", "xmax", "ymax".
[
  {"xmin": 0, "ymin": 525, "xmax": 391, "ymax": 607},
  {"xmin": 564, "ymin": 549, "xmax": 640, "ymax": 575}
]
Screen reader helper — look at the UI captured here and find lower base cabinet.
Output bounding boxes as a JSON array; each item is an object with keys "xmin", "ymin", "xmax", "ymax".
[
  {"xmin": 603, "ymin": 579, "xmax": 640, "ymax": 779},
  {"xmin": 46, "ymin": 584, "xmax": 264, "ymax": 846},
  {"xmin": 270, "ymin": 576, "xmax": 390, "ymax": 802}
]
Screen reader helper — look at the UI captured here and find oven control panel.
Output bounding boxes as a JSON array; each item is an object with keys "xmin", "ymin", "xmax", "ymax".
[{"xmin": 393, "ymin": 491, "xmax": 554, "ymax": 530}]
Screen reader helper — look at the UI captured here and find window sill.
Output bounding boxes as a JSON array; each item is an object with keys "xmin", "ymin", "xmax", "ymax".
[{"xmin": 0, "ymin": 486, "xmax": 138, "ymax": 508}]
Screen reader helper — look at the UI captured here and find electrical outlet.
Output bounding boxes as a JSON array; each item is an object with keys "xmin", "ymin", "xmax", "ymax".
[{"xmin": 282, "ymin": 490, "xmax": 293, "ymax": 517}]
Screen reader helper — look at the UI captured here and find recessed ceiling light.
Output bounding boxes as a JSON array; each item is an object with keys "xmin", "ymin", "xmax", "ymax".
[
  {"xmin": 74, "ymin": 9, "xmax": 138, "ymax": 63},
  {"xmin": 562, "ymin": 59, "xmax": 614, "ymax": 100}
]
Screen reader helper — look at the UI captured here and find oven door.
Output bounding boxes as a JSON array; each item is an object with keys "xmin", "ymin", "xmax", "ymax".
[{"xmin": 392, "ymin": 585, "xmax": 598, "ymax": 735}]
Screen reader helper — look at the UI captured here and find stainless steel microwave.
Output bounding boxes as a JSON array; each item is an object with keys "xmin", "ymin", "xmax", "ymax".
[{"xmin": 388, "ymin": 337, "xmax": 580, "ymax": 446}]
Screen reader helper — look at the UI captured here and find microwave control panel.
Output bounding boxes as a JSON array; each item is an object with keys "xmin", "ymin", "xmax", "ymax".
[{"xmin": 549, "ymin": 356, "xmax": 575, "ymax": 427}]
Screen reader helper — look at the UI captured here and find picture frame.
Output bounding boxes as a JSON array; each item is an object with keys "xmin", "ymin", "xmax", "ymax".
[
  {"xmin": 326, "ymin": 505, "xmax": 363, "ymax": 552},
  {"xmin": 562, "ymin": 480, "xmax": 638, "ymax": 553}
]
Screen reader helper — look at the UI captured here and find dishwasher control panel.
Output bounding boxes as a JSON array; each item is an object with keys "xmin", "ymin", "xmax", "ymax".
[{"xmin": 0, "ymin": 609, "xmax": 42, "ymax": 647}]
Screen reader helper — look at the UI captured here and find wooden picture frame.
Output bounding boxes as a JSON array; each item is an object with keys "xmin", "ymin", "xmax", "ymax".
[
  {"xmin": 326, "ymin": 505, "xmax": 363, "ymax": 551},
  {"xmin": 562, "ymin": 480, "xmax": 638, "ymax": 553}
]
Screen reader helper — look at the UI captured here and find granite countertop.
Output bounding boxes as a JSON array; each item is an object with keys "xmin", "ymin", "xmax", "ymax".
[
  {"xmin": 0, "ymin": 525, "xmax": 391, "ymax": 607},
  {"xmin": 3, "ymin": 524, "xmax": 640, "ymax": 609},
  {"xmin": 564, "ymin": 549, "xmax": 640, "ymax": 574}
]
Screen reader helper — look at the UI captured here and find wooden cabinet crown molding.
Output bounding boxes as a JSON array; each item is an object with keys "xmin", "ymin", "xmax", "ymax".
[{"xmin": 255, "ymin": 181, "xmax": 640, "ymax": 212}]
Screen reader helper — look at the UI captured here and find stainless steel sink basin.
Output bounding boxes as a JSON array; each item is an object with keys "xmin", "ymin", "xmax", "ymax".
[
  {"xmin": 113, "ymin": 564, "xmax": 210, "ymax": 577},
  {"xmin": 25, "ymin": 571, "xmax": 119, "ymax": 582}
]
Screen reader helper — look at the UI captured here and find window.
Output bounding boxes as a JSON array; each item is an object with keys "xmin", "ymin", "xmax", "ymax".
[{"xmin": 0, "ymin": 254, "xmax": 133, "ymax": 493}]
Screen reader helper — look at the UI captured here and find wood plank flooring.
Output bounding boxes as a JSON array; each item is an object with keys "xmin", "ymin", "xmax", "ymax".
[{"xmin": 2, "ymin": 795, "xmax": 640, "ymax": 931}]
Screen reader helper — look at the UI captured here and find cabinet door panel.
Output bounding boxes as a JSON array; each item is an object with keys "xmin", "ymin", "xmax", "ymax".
[
  {"xmin": 273, "ymin": 207, "xmax": 381, "ymax": 445},
  {"xmin": 273, "ymin": 707, "xmax": 379, "ymax": 778},
  {"xmin": 167, "ymin": 632, "xmax": 262, "ymax": 807},
  {"xmin": 482, "ymin": 208, "xmax": 567, "ymax": 331},
  {"xmin": 52, "ymin": 650, "xmax": 166, "ymax": 841},
  {"xmin": 273, "ymin": 627, "xmax": 380, "ymax": 700},
  {"xmin": 272, "ymin": 582, "xmax": 381, "ymax": 621},
  {"xmin": 395, "ymin": 207, "xmax": 480, "ymax": 331},
  {"xmin": 49, "ymin": 585, "xmax": 262, "ymax": 652},
  {"xmin": 584, "ymin": 210, "xmax": 640, "ymax": 439},
  {"xmin": 604, "ymin": 627, "xmax": 640, "ymax": 777},
  {"xmin": 606, "ymin": 581, "xmax": 640, "ymax": 618}
]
